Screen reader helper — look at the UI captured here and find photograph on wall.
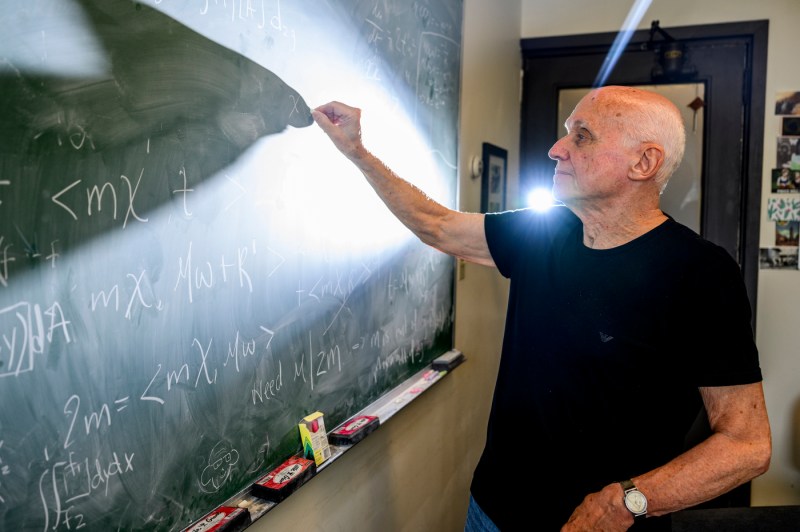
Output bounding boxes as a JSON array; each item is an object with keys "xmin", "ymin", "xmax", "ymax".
[
  {"xmin": 776, "ymin": 91, "xmax": 800, "ymax": 115},
  {"xmin": 759, "ymin": 247, "xmax": 799, "ymax": 270},
  {"xmin": 777, "ymin": 136, "xmax": 800, "ymax": 169},
  {"xmin": 775, "ymin": 220, "xmax": 800, "ymax": 247},
  {"xmin": 772, "ymin": 168, "xmax": 800, "ymax": 193},
  {"xmin": 480, "ymin": 143, "xmax": 508, "ymax": 213}
]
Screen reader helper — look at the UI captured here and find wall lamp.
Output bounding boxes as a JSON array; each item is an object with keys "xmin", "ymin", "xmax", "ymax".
[{"xmin": 645, "ymin": 20, "xmax": 697, "ymax": 82}]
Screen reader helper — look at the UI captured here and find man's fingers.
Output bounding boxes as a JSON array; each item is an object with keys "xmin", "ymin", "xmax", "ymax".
[
  {"xmin": 310, "ymin": 109, "xmax": 328, "ymax": 127},
  {"xmin": 313, "ymin": 102, "xmax": 360, "ymax": 126}
]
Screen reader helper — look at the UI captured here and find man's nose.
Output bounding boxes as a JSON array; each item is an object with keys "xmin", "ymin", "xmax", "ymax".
[{"xmin": 548, "ymin": 136, "xmax": 568, "ymax": 161}]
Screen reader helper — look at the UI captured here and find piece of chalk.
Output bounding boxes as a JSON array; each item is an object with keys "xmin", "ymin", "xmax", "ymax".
[
  {"xmin": 431, "ymin": 350, "xmax": 464, "ymax": 371},
  {"xmin": 328, "ymin": 415, "xmax": 380, "ymax": 446},
  {"xmin": 251, "ymin": 456, "xmax": 316, "ymax": 502},
  {"xmin": 184, "ymin": 506, "xmax": 250, "ymax": 532}
]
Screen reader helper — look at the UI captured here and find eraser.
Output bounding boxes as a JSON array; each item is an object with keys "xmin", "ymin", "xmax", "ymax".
[
  {"xmin": 328, "ymin": 415, "xmax": 380, "ymax": 446},
  {"xmin": 431, "ymin": 350, "xmax": 464, "ymax": 371},
  {"xmin": 251, "ymin": 456, "xmax": 316, "ymax": 502},
  {"xmin": 184, "ymin": 506, "xmax": 250, "ymax": 532},
  {"xmin": 298, "ymin": 411, "xmax": 331, "ymax": 466}
]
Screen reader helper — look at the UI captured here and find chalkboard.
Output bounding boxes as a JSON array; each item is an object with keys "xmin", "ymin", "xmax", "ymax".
[{"xmin": 0, "ymin": 0, "xmax": 462, "ymax": 529}]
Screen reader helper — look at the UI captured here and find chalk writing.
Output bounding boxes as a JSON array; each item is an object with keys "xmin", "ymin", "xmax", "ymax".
[
  {"xmin": 38, "ymin": 448, "xmax": 135, "ymax": 531},
  {"xmin": 251, "ymin": 360, "xmax": 283, "ymax": 404},
  {"xmin": 197, "ymin": 0, "xmax": 297, "ymax": 49},
  {"xmin": 50, "ymin": 172, "xmax": 148, "ymax": 227},
  {"xmin": 296, "ymin": 262, "xmax": 373, "ymax": 334},
  {"xmin": 293, "ymin": 333, "xmax": 343, "ymax": 391},
  {"xmin": 0, "ymin": 237, "xmax": 13, "ymax": 287},
  {"xmin": 175, "ymin": 242, "xmax": 255, "ymax": 304},
  {"xmin": 0, "ymin": 301, "xmax": 72, "ymax": 378},
  {"xmin": 224, "ymin": 330, "xmax": 257, "ymax": 372},
  {"xmin": 63, "ymin": 395, "xmax": 107, "ymax": 449},
  {"xmin": 173, "ymin": 166, "xmax": 194, "ymax": 218}
]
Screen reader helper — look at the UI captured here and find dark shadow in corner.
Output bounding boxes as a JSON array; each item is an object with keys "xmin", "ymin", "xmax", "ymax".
[{"xmin": 0, "ymin": 0, "xmax": 312, "ymax": 281}]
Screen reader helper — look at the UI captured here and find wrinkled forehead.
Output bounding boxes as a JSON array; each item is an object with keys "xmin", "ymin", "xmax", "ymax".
[{"xmin": 564, "ymin": 90, "xmax": 625, "ymax": 132}]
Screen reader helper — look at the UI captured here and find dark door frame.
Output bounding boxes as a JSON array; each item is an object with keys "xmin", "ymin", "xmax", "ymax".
[{"xmin": 519, "ymin": 20, "xmax": 768, "ymax": 324}]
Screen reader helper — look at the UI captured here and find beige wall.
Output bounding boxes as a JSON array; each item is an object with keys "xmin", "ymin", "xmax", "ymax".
[
  {"xmin": 247, "ymin": 1, "xmax": 522, "ymax": 530},
  {"xmin": 250, "ymin": 1, "xmax": 799, "ymax": 530},
  {"xmin": 520, "ymin": 0, "xmax": 800, "ymax": 508}
]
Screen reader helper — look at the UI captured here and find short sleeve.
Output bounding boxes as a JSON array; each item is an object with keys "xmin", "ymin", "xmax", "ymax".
[{"xmin": 484, "ymin": 206, "xmax": 575, "ymax": 279}]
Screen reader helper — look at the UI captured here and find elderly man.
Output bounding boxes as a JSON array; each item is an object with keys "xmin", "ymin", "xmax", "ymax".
[{"xmin": 312, "ymin": 86, "xmax": 771, "ymax": 531}]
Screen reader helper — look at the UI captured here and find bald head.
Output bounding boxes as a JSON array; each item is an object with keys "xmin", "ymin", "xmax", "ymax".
[{"xmin": 584, "ymin": 86, "xmax": 686, "ymax": 192}]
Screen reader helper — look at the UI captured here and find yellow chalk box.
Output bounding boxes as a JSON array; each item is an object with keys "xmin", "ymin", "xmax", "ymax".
[{"xmin": 298, "ymin": 411, "xmax": 331, "ymax": 466}]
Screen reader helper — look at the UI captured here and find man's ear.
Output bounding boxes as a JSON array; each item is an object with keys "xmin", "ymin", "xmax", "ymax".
[{"xmin": 629, "ymin": 143, "xmax": 665, "ymax": 182}]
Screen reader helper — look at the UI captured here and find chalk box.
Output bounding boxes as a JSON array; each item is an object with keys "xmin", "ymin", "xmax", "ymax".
[
  {"xmin": 328, "ymin": 415, "xmax": 380, "ymax": 446},
  {"xmin": 298, "ymin": 411, "xmax": 331, "ymax": 466},
  {"xmin": 184, "ymin": 506, "xmax": 250, "ymax": 532},
  {"xmin": 251, "ymin": 456, "xmax": 316, "ymax": 502}
]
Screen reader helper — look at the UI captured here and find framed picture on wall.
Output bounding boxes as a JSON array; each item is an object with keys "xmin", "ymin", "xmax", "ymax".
[{"xmin": 480, "ymin": 142, "xmax": 508, "ymax": 213}]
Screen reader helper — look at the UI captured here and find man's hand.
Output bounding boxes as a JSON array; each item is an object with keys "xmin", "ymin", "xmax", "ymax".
[
  {"xmin": 312, "ymin": 101, "xmax": 367, "ymax": 161},
  {"xmin": 562, "ymin": 483, "xmax": 633, "ymax": 532}
]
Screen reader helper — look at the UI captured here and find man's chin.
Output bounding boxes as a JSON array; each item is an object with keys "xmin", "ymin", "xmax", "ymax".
[{"xmin": 551, "ymin": 186, "xmax": 569, "ymax": 204}]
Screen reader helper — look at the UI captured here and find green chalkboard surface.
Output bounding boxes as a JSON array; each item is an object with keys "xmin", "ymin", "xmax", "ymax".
[{"xmin": 0, "ymin": 0, "xmax": 462, "ymax": 529}]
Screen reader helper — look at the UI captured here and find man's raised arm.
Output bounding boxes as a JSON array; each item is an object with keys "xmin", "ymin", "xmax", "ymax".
[{"xmin": 312, "ymin": 101, "xmax": 494, "ymax": 268}]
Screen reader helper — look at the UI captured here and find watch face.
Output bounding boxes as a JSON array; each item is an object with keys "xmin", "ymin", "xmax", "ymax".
[{"xmin": 624, "ymin": 490, "xmax": 648, "ymax": 514}]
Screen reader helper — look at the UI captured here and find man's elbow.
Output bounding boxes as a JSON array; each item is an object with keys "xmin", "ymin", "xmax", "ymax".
[
  {"xmin": 414, "ymin": 219, "xmax": 446, "ymax": 250},
  {"xmin": 744, "ymin": 429, "xmax": 772, "ymax": 480},
  {"xmin": 752, "ymin": 436, "xmax": 772, "ymax": 477},
  {"xmin": 413, "ymin": 211, "xmax": 456, "ymax": 252}
]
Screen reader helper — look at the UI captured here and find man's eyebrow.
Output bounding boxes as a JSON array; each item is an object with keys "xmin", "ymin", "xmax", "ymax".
[{"xmin": 565, "ymin": 119, "xmax": 591, "ymax": 132}]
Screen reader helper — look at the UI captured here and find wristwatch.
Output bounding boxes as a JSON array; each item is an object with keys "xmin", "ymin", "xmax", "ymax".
[{"xmin": 619, "ymin": 479, "xmax": 647, "ymax": 519}]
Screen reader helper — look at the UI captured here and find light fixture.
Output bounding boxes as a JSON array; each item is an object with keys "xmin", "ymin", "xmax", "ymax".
[{"xmin": 645, "ymin": 21, "xmax": 697, "ymax": 82}]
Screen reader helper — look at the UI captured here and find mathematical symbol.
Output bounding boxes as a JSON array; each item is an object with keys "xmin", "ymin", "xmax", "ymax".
[{"xmin": 114, "ymin": 396, "xmax": 131, "ymax": 412}]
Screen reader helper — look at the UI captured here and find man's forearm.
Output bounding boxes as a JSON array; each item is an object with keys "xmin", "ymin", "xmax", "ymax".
[
  {"xmin": 350, "ymin": 149, "xmax": 451, "ymax": 248},
  {"xmin": 635, "ymin": 429, "xmax": 771, "ymax": 516},
  {"xmin": 637, "ymin": 382, "xmax": 771, "ymax": 516}
]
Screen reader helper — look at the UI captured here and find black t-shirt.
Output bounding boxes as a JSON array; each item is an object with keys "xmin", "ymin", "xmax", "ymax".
[{"xmin": 470, "ymin": 207, "xmax": 761, "ymax": 531}]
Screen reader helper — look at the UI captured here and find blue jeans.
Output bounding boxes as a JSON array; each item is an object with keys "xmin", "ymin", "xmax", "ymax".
[{"xmin": 464, "ymin": 494, "xmax": 500, "ymax": 532}]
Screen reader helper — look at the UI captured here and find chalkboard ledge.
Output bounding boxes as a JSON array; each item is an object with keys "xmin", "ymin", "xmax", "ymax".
[{"xmin": 187, "ymin": 350, "xmax": 465, "ymax": 530}]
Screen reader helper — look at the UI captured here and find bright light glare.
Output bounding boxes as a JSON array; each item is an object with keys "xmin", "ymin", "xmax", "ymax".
[
  {"xmin": 527, "ymin": 187, "xmax": 557, "ymax": 212},
  {"xmin": 0, "ymin": 1, "xmax": 109, "ymax": 77},
  {"xmin": 593, "ymin": 0, "xmax": 652, "ymax": 87}
]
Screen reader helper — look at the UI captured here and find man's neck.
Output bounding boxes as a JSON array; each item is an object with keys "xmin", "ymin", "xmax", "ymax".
[{"xmin": 575, "ymin": 205, "xmax": 668, "ymax": 250}]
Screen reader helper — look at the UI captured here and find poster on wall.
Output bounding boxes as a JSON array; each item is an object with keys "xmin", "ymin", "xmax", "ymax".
[
  {"xmin": 767, "ymin": 197, "xmax": 800, "ymax": 221},
  {"xmin": 775, "ymin": 220, "xmax": 800, "ymax": 246}
]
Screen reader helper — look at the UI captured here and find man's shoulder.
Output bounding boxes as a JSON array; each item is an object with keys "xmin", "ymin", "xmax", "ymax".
[
  {"xmin": 487, "ymin": 205, "xmax": 577, "ymax": 230},
  {"xmin": 484, "ymin": 206, "xmax": 578, "ymax": 277},
  {"xmin": 660, "ymin": 217, "xmax": 741, "ymax": 271}
]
